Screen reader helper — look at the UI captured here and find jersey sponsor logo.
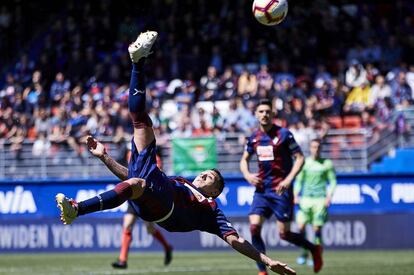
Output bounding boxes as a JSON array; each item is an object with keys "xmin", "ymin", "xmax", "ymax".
[
  {"xmin": 0, "ymin": 186, "xmax": 37, "ymax": 214},
  {"xmin": 272, "ymin": 137, "xmax": 279, "ymax": 144},
  {"xmin": 392, "ymin": 183, "xmax": 414, "ymax": 203},
  {"xmin": 256, "ymin": 145, "xmax": 274, "ymax": 161}
]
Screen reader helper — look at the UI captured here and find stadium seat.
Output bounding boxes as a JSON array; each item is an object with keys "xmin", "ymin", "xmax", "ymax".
[
  {"xmin": 326, "ymin": 116, "xmax": 343, "ymax": 128},
  {"xmin": 343, "ymin": 116, "xmax": 362, "ymax": 128}
]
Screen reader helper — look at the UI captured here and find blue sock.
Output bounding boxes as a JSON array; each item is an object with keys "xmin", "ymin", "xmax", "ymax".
[
  {"xmin": 77, "ymin": 182, "xmax": 132, "ymax": 216},
  {"xmin": 128, "ymin": 59, "xmax": 147, "ymax": 113},
  {"xmin": 251, "ymin": 225, "xmax": 266, "ymax": 272}
]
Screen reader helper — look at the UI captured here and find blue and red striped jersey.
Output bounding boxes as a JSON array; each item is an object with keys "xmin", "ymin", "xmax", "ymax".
[
  {"xmin": 128, "ymin": 140, "xmax": 237, "ymax": 240},
  {"xmin": 158, "ymin": 176, "xmax": 237, "ymax": 240},
  {"xmin": 245, "ymin": 124, "xmax": 302, "ymax": 192}
]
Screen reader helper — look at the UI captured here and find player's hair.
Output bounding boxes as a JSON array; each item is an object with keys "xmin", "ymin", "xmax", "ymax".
[
  {"xmin": 256, "ymin": 98, "xmax": 272, "ymax": 109},
  {"xmin": 211, "ymin": 168, "xmax": 225, "ymax": 198},
  {"xmin": 311, "ymin": 138, "xmax": 322, "ymax": 144}
]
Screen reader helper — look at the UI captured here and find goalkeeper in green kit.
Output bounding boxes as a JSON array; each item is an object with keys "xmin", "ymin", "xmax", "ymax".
[{"xmin": 293, "ymin": 139, "xmax": 337, "ymax": 266}]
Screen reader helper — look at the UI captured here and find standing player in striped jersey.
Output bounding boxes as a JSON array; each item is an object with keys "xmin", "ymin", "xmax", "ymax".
[
  {"xmin": 56, "ymin": 30, "xmax": 296, "ymax": 275},
  {"xmin": 294, "ymin": 138, "xmax": 336, "ymax": 266},
  {"xmin": 240, "ymin": 99, "xmax": 323, "ymax": 275}
]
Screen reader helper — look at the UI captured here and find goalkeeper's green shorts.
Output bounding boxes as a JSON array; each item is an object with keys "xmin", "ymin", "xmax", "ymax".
[{"xmin": 296, "ymin": 197, "xmax": 327, "ymax": 227}]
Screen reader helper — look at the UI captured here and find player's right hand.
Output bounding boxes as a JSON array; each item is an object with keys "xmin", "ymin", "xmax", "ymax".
[
  {"xmin": 245, "ymin": 173, "xmax": 262, "ymax": 187},
  {"xmin": 268, "ymin": 260, "xmax": 296, "ymax": 275},
  {"xmin": 86, "ymin": 136, "xmax": 106, "ymax": 158}
]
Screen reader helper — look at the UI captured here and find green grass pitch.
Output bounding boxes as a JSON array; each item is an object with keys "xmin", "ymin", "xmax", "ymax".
[{"xmin": 0, "ymin": 250, "xmax": 413, "ymax": 275}]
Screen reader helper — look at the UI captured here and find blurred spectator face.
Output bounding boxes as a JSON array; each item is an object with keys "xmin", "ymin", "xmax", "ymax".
[
  {"xmin": 398, "ymin": 72, "xmax": 406, "ymax": 84},
  {"xmin": 207, "ymin": 66, "xmax": 217, "ymax": 78},
  {"xmin": 6, "ymin": 73, "xmax": 14, "ymax": 84},
  {"xmin": 223, "ymin": 68, "xmax": 232, "ymax": 78},
  {"xmin": 246, "ymin": 100, "xmax": 255, "ymax": 112},
  {"xmin": 375, "ymin": 75, "xmax": 385, "ymax": 86},
  {"xmin": 56, "ymin": 72, "xmax": 64, "ymax": 82},
  {"xmin": 299, "ymin": 80, "xmax": 309, "ymax": 91},
  {"xmin": 229, "ymin": 99, "xmax": 237, "ymax": 110},
  {"xmin": 281, "ymin": 79, "xmax": 291, "ymax": 90},
  {"xmin": 32, "ymin": 70, "xmax": 41, "ymax": 83},
  {"xmin": 260, "ymin": 64, "xmax": 268, "ymax": 72}
]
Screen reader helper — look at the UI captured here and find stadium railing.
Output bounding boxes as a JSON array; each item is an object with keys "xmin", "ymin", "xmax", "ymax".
[{"xmin": 0, "ymin": 125, "xmax": 399, "ymax": 179}]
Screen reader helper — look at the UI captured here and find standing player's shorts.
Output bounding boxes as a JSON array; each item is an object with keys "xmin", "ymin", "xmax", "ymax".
[
  {"xmin": 296, "ymin": 197, "xmax": 327, "ymax": 226},
  {"xmin": 249, "ymin": 191, "xmax": 294, "ymax": 222},
  {"xmin": 128, "ymin": 139, "xmax": 174, "ymax": 222}
]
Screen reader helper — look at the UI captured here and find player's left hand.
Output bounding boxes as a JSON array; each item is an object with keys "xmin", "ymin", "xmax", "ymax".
[
  {"xmin": 325, "ymin": 197, "xmax": 331, "ymax": 207},
  {"xmin": 275, "ymin": 179, "xmax": 291, "ymax": 195},
  {"xmin": 86, "ymin": 136, "xmax": 107, "ymax": 158},
  {"xmin": 268, "ymin": 260, "xmax": 296, "ymax": 274}
]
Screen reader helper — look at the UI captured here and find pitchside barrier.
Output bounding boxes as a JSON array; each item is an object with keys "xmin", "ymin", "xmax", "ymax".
[{"xmin": 0, "ymin": 174, "xmax": 413, "ymax": 252}]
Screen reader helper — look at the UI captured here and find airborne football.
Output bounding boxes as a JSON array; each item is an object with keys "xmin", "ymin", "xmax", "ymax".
[{"xmin": 252, "ymin": 0, "xmax": 288, "ymax": 26}]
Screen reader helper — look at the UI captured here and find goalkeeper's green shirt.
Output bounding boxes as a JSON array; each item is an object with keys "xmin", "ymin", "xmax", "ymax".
[{"xmin": 294, "ymin": 157, "xmax": 337, "ymax": 198}]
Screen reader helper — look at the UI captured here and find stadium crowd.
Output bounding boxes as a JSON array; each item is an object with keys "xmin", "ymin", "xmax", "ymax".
[{"xmin": 1, "ymin": 0, "xmax": 414, "ymax": 159}]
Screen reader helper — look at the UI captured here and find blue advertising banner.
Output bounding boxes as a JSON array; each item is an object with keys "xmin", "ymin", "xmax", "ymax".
[
  {"xmin": 0, "ymin": 175, "xmax": 413, "ymax": 218},
  {"xmin": 1, "ymin": 213, "xmax": 414, "ymax": 252}
]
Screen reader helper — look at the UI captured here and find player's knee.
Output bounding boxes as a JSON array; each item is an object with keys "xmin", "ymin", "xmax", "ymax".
[
  {"xmin": 250, "ymin": 224, "xmax": 262, "ymax": 237},
  {"xmin": 130, "ymin": 112, "xmax": 153, "ymax": 129}
]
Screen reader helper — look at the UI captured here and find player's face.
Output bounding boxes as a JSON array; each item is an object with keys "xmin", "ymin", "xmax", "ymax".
[
  {"xmin": 193, "ymin": 170, "xmax": 220, "ymax": 198},
  {"xmin": 255, "ymin": 104, "xmax": 273, "ymax": 126},
  {"xmin": 310, "ymin": 141, "xmax": 321, "ymax": 158}
]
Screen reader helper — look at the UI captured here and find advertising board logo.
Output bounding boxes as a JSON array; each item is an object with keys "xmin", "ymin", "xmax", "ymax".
[
  {"xmin": 217, "ymin": 187, "xmax": 229, "ymax": 206},
  {"xmin": 237, "ymin": 186, "xmax": 255, "ymax": 206},
  {"xmin": 392, "ymin": 183, "xmax": 414, "ymax": 203},
  {"xmin": 0, "ymin": 186, "xmax": 37, "ymax": 214},
  {"xmin": 361, "ymin": 184, "xmax": 381, "ymax": 203},
  {"xmin": 332, "ymin": 184, "xmax": 382, "ymax": 204}
]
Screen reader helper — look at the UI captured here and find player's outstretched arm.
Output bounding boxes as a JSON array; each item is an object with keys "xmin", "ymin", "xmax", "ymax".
[
  {"xmin": 86, "ymin": 136, "xmax": 128, "ymax": 181},
  {"xmin": 225, "ymin": 234, "xmax": 296, "ymax": 275}
]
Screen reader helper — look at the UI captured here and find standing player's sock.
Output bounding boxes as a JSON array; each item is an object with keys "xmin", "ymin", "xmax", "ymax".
[
  {"xmin": 250, "ymin": 224, "xmax": 267, "ymax": 272},
  {"xmin": 119, "ymin": 229, "xmax": 132, "ymax": 262},
  {"xmin": 77, "ymin": 181, "xmax": 133, "ymax": 216},
  {"xmin": 153, "ymin": 229, "xmax": 171, "ymax": 250},
  {"xmin": 280, "ymin": 231, "xmax": 316, "ymax": 251},
  {"xmin": 314, "ymin": 230, "xmax": 322, "ymax": 245}
]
